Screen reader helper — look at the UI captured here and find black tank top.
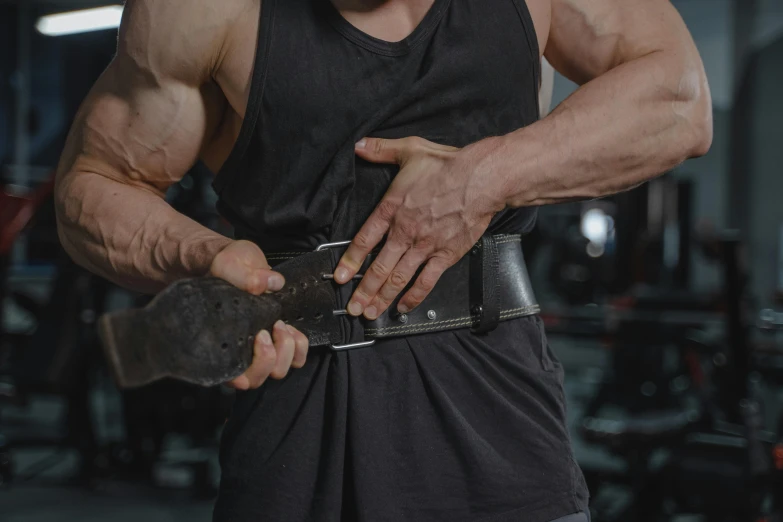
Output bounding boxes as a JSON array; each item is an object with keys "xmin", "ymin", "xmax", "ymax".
[
  {"xmin": 212, "ymin": 3, "xmax": 591, "ymax": 520},
  {"xmin": 214, "ymin": 0, "xmax": 541, "ymax": 250}
]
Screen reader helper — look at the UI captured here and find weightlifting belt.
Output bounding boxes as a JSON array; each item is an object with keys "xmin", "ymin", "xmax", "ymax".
[{"xmin": 98, "ymin": 234, "xmax": 539, "ymax": 389}]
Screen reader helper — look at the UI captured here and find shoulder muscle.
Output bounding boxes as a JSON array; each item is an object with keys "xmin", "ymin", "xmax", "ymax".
[
  {"xmin": 57, "ymin": 0, "xmax": 254, "ymax": 195},
  {"xmin": 546, "ymin": 0, "xmax": 693, "ymax": 84}
]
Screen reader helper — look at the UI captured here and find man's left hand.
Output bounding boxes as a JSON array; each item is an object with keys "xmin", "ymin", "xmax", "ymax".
[{"xmin": 333, "ymin": 136, "xmax": 506, "ymax": 320}]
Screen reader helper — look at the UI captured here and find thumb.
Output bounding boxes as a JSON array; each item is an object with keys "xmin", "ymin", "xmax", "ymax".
[
  {"xmin": 212, "ymin": 259, "xmax": 284, "ymax": 296},
  {"xmin": 355, "ymin": 137, "xmax": 414, "ymax": 165},
  {"xmin": 210, "ymin": 241, "xmax": 285, "ymax": 295}
]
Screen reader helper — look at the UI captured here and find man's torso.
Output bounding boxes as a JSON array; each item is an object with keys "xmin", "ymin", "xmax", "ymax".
[
  {"xmin": 198, "ymin": 0, "xmax": 551, "ymax": 177},
  {"xmin": 200, "ymin": 2, "xmax": 589, "ymax": 520}
]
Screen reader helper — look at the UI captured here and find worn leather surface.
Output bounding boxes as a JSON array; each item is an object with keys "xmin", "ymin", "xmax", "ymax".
[
  {"xmin": 273, "ymin": 248, "xmax": 345, "ymax": 346},
  {"xmin": 99, "ymin": 234, "xmax": 538, "ymax": 388},
  {"xmin": 99, "ymin": 250, "xmax": 344, "ymax": 389},
  {"xmin": 365, "ymin": 234, "xmax": 539, "ymax": 338},
  {"xmin": 98, "ymin": 278, "xmax": 283, "ymax": 389}
]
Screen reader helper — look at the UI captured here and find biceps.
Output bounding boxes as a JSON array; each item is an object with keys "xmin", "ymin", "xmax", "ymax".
[
  {"xmin": 58, "ymin": 59, "xmax": 221, "ymax": 195},
  {"xmin": 545, "ymin": 0, "xmax": 682, "ymax": 85}
]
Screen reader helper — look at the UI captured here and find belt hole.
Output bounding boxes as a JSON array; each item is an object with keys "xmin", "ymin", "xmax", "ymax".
[
  {"xmin": 215, "ymin": 302, "xmax": 222, "ymax": 311},
  {"xmin": 221, "ymin": 342, "xmax": 228, "ymax": 350}
]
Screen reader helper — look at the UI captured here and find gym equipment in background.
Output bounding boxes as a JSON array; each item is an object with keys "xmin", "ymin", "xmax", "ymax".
[{"xmin": 580, "ymin": 234, "xmax": 778, "ymax": 522}]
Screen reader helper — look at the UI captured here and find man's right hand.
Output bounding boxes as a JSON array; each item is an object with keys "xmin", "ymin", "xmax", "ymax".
[{"xmin": 210, "ymin": 240, "xmax": 309, "ymax": 390}]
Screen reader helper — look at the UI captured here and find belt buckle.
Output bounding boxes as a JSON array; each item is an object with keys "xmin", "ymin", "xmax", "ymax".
[{"xmin": 315, "ymin": 240, "xmax": 377, "ymax": 352}]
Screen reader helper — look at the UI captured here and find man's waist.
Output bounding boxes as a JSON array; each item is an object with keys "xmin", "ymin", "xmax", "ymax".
[
  {"xmin": 266, "ymin": 233, "xmax": 540, "ymax": 350},
  {"xmin": 97, "ymin": 233, "xmax": 539, "ymax": 389}
]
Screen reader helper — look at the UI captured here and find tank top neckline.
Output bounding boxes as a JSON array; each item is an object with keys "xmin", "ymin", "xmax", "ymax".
[{"xmin": 320, "ymin": 0, "xmax": 453, "ymax": 56}]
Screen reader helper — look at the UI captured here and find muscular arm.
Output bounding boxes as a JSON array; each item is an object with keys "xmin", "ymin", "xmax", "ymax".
[
  {"xmin": 55, "ymin": 0, "xmax": 240, "ymax": 293},
  {"xmin": 487, "ymin": 0, "xmax": 712, "ymax": 206},
  {"xmin": 334, "ymin": 0, "xmax": 712, "ymax": 317}
]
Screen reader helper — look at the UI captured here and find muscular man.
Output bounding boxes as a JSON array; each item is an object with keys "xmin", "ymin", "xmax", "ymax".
[{"xmin": 55, "ymin": 0, "xmax": 711, "ymax": 520}]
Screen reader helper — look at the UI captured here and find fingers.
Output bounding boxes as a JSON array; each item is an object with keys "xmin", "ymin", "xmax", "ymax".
[
  {"xmin": 354, "ymin": 136, "xmax": 456, "ymax": 164},
  {"xmin": 339, "ymin": 135, "xmax": 473, "ymax": 318},
  {"xmin": 210, "ymin": 240, "xmax": 285, "ymax": 295},
  {"xmin": 362, "ymin": 246, "xmax": 429, "ymax": 320},
  {"xmin": 265, "ymin": 321, "xmax": 293, "ymax": 379},
  {"xmin": 213, "ymin": 263, "xmax": 285, "ymax": 296},
  {"xmin": 213, "ymin": 240, "xmax": 309, "ymax": 391},
  {"xmin": 345, "ymin": 238, "xmax": 410, "ymax": 318},
  {"xmin": 397, "ymin": 256, "xmax": 452, "ymax": 314},
  {"xmin": 354, "ymin": 137, "xmax": 410, "ymax": 165},
  {"xmin": 288, "ymin": 325, "xmax": 309, "ymax": 369},
  {"xmin": 225, "ymin": 322, "xmax": 310, "ymax": 390},
  {"xmin": 225, "ymin": 327, "xmax": 277, "ymax": 390},
  {"xmin": 334, "ymin": 199, "xmax": 396, "ymax": 284}
]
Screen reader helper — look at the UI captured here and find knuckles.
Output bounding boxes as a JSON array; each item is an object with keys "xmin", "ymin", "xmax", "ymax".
[
  {"xmin": 376, "ymin": 199, "xmax": 399, "ymax": 223},
  {"xmin": 371, "ymin": 138, "xmax": 387, "ymax": 155},
  {"xmin": 405, "ymin": 136, "xmax": 426, "ymax": 153},
  {"xmin": 417, "ymin": 270, "xmax": 439, "ymax": 292},
  {"xmin": 389, "ymin": 270, "xmax": 408, "ymax": 288},
  {"xmin": 247, "ymin": 272, "xmax": 264, "ymax": 294},
  {"xmin": 396, "ymin": 219, "xmax": 419, "ymax": 241},
  {"xmin": 368, "ymin": 260, "xmax": 390, "ymax": 278},
  {"xmin": 353, "ymin": 231, "xmax": 374, "ymax": 251},
  {"xmin": 437, "ymin": 248, "xmax": 458, "ymax": 262},
  {"xmin": 412, "ymin": 235, "xmax": 435, "ymax": 253}
]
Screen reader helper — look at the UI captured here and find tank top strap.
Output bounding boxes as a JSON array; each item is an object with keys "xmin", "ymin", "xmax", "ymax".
[{"xmin": 212, "ymin": 0, "xmax": 276, "ymax": 197}]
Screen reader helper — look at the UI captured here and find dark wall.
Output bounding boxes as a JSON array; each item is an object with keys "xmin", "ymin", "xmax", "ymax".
[
  {"xmin": 0, "ymin": 6, "xmax": 15, "ymax": 167},
  {"xmin": 0, "ymin": 5, "xmax": 117, "ymax": 173},
  {"xmin": 38, "ymin": 26, "xmax": 117, "ymax": 165}
]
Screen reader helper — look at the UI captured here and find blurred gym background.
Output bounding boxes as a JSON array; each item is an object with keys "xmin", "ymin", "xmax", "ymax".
[{"xmin": 0, "ymin": 1, "xmax": 782, "ymax": 521}]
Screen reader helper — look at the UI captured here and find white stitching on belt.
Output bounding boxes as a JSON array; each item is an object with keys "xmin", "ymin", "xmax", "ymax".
[
  {"xmin": 365, "ymin": 304, "xmax": 540, "ymax": 335},
  {"xmin": 365, "ymin": 315, "xmax": 481, "ymax": 333},
  {"xmin": 499, "ymin": 305, "xmax": 540, "ymax": 316},
  {"xmin": 366, "ymin": 319, "xmax": 475, "ymax": 336}
]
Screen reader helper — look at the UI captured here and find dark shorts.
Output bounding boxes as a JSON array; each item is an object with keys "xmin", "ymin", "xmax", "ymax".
[{"xmin": 214, "ymin": 316, "xmax": 589, "ymax": 522}]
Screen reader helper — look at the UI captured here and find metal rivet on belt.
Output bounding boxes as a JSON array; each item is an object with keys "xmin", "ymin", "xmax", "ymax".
[
  {"xmin": 398, "ymin": 314, "xmax": 408, "ymax": 324},
  {"xmin": 427, "ymin": 310, "xmax": 437, "ymax": 320}
]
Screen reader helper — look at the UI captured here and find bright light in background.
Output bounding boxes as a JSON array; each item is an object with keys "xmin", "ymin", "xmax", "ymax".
[
  {"xmin": 581, "ymin": 208, "xmax": 615, "ymax": 258},
  {"xmin": 581, "ymin": 208, "xmax": 609, "ymax": 245},
  {"xmin": 36, "ymin": 6, "xmax": 124, "ymax": 37}
]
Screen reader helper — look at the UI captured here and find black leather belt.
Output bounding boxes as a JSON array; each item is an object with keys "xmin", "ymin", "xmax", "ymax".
[
  {"xmin": 98, "ymin": 234, "xmax": 539, "ymax": 388},
  {"xmin": 267, "ymin": 233, "xmax": 540, "ymax": 350}
]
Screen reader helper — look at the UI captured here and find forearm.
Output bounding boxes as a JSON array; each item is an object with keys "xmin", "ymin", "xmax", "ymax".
[
  {"xmin": 56, "ymin": 171, "xmax": 231, "ymax": 294},
  {"xmin": 484, "ymin": 49, "xmax": 712, "ymax": 207}
]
